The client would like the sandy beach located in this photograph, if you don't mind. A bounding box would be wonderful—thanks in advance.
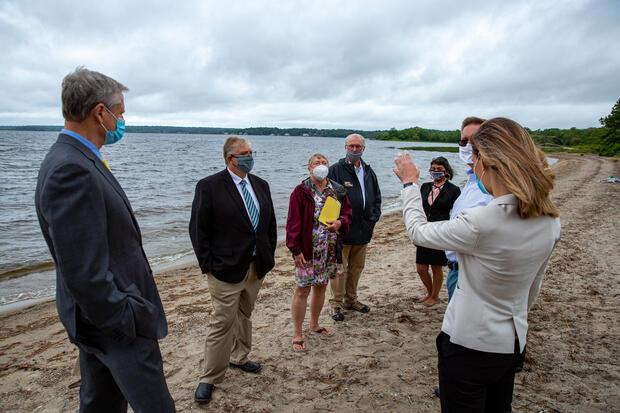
[1,153,618,412]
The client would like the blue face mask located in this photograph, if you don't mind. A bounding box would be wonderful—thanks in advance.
[474,158,489,195]
[102,106,125,145]
[235,155,254,173]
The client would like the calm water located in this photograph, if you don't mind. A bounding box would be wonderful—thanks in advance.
[0,130,468,309]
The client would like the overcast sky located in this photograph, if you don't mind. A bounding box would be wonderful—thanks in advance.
[1,0,619,130]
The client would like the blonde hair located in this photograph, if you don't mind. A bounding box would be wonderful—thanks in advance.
[307,153,328,167]
[471,117,559,219]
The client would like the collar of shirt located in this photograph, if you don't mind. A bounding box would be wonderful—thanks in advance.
[346,158,364,171]
[61,129,103,160]
[227,167,248,185]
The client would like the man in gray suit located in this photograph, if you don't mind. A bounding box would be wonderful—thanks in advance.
[35,67,174,412]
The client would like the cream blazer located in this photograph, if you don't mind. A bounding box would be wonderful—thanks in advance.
[402,185,561,354]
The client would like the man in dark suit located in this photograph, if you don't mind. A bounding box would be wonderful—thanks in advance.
[35,67,174,412]
[189,136,277,404]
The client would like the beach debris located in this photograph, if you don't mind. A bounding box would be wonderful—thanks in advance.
[598,175,620,182]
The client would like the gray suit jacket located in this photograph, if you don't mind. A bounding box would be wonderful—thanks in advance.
[35,133,167,348]
[402,184,561,354]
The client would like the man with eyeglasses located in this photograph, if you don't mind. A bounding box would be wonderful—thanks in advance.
[445,117,493,302]
[35,67,175,412]
[434,116,493,399]
[189,136,277,405]
[327,133,382,321]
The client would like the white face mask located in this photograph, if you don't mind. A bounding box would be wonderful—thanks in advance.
[459,143,473,165]
[312,165,328,180]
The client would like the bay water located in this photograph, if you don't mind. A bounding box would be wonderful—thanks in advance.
[0,130,468,310]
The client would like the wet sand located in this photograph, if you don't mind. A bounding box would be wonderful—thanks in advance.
[1,153,618,412]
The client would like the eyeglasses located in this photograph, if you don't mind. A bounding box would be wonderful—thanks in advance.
[458,138,470,147]
[231,151,256,157]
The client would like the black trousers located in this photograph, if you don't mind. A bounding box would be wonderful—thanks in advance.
[77,335,175,413]
[436,332,519,413]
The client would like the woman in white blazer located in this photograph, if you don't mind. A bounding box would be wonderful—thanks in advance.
[394,117,561,413]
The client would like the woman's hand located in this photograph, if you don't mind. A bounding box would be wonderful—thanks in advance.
[293,253,306,268]
[326,219,342,232]
[393,150,420,185]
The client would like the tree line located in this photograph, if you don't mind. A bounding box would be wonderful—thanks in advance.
[2,98,617,155]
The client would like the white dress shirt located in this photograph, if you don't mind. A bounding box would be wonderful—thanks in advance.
[445,168,494,263]
[402,184,560,353]
[227,168,260,220]
[350,160,366,209]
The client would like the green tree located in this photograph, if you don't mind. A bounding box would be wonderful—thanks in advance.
[597,98,620,156]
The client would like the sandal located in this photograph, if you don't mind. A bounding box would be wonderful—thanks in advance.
[292,340,307,352]
[310,327,334,337]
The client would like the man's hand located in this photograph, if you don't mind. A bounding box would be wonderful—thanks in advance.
[293,253,307,268]
[393,150,420,185]
[326,220,342,233]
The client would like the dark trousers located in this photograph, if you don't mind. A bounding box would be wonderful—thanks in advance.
[78,335,175,413]
[436,332,518,413]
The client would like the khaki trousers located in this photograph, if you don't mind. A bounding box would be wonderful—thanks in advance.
[329,244,368,307]
[201,263,263,384]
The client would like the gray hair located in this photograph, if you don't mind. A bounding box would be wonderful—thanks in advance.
[62,66,128,122]
[223,136,251,161]
[307,153,328,167]
[345,133,365,147]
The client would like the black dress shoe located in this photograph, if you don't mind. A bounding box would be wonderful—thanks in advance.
[194,382,214,404]
[229,360,261,373]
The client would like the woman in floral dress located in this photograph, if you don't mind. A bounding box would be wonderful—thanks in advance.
[286,153,352,351]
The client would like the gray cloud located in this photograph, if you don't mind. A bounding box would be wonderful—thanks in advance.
[0,0,618,129]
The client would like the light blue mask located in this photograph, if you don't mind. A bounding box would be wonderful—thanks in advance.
[474,159,489,195]
[102,107,125,145]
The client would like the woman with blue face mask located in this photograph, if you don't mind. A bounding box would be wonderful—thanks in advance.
[394,117,561,413]
[415,157,460,307]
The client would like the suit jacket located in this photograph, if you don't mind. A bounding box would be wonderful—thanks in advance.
[419,181,460,222]
[402,184,561,354]
[35,133,168,348]
[189,169,277,283]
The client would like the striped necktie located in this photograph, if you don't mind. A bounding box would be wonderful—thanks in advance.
[240,179,259,230]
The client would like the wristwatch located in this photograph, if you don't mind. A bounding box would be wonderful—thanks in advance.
[403,182,413,188]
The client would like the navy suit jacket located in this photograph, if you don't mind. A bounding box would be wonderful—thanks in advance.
[35,133,167,347]
[189,169,277,283]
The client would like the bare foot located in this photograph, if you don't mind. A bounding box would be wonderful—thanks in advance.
[292,335,307,351]
[309,326,334,337]
[423,297,441,307]
[416,295,430,302]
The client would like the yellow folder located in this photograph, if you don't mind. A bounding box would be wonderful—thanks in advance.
[318,196,341,226]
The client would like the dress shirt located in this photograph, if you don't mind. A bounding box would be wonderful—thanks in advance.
[445,168,494,262]
[61,129,103,160]
[350,160,366,209]
[401,184,560,353]
[227,167,260,220]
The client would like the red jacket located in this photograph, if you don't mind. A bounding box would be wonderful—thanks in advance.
[286,178,352,262]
